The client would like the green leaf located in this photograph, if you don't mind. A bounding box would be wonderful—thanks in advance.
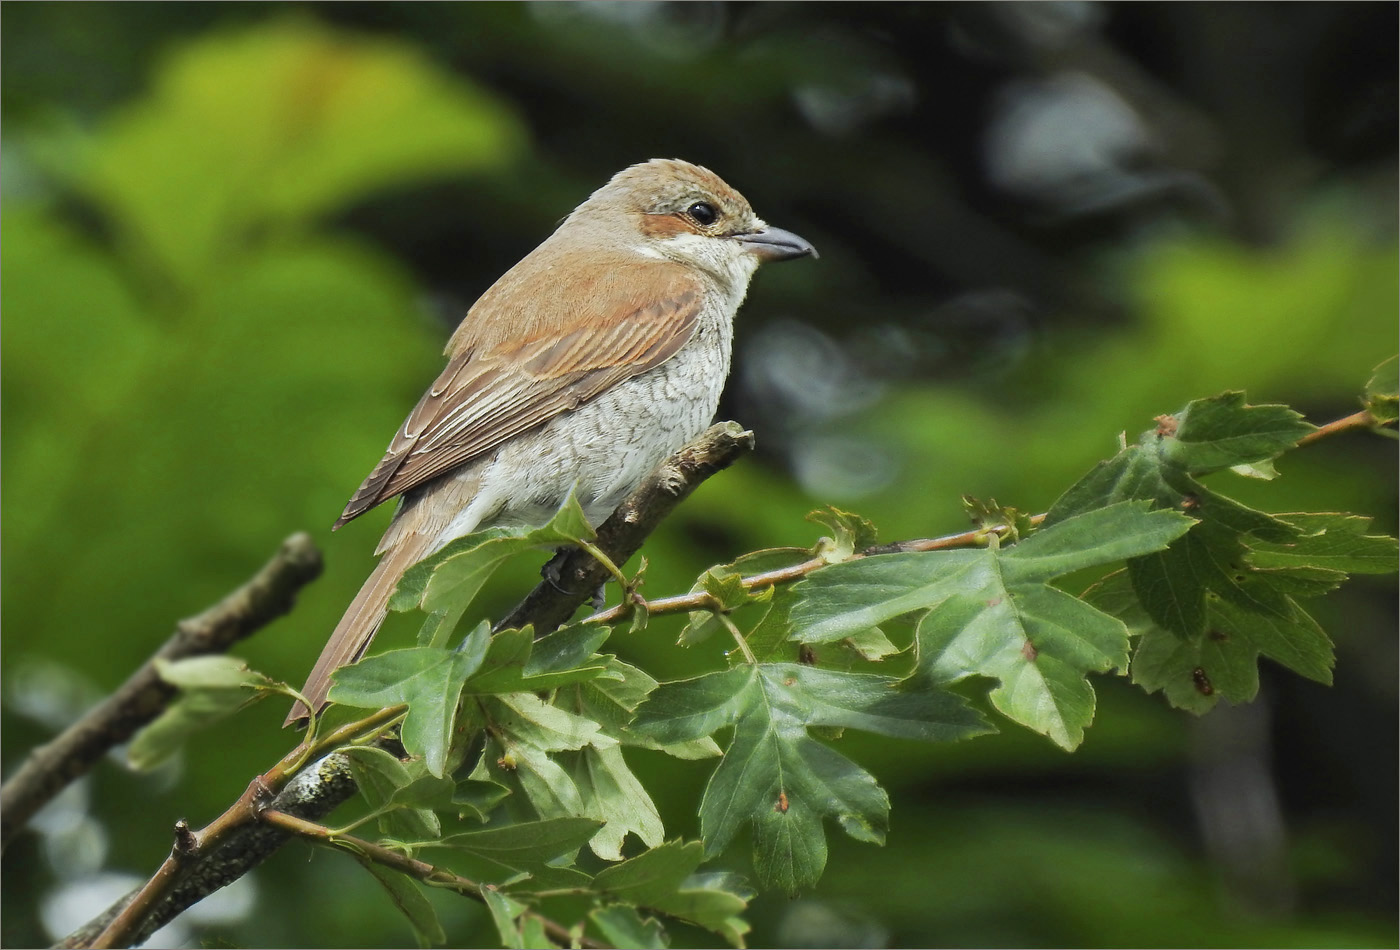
[593,841,750,944]
[328,645,485,776]
[341,747,441,841]
[481,886,528,950]
[354,857,446,949]
[1162,392,1315,472]
[790,503,1191,748]
[1365,355,1399,424]
[153,656,275,691]
[589,906,668,949]
[465,627,610,694]
[1045,394,1316,640]
[807,506,878,562]
[471,690,620,827]
[432,817,601,867]
[564,658,722,761]
[841,627,900,662]
[563,745,664,860]
[1087,570,1335,714]
[631,665,987,892]
[1246,512,1399,575]
[392,494,594,615]
[127,683,260,771]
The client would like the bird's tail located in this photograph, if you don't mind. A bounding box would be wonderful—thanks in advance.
[285,533,431,727]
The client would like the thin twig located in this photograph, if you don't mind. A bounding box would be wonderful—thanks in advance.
[260,810,609,950]
[1297,408,1389,446]
[2,533,323,851]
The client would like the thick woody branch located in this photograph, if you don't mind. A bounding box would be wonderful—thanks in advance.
[2,533,323,851]
[497,421,756,635]
[59,753,359,949]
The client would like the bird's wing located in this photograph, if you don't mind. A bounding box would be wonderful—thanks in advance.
[334,261,705,528]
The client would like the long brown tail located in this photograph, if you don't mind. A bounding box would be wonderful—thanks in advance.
[285,533,431,726]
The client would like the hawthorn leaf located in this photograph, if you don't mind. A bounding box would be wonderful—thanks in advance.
[391,493,594,616]
[1163,391,1314,472]
[328,645,484,776]
[1246,512,1399,575]
[630,664,987,892]
[789,503,1190,748]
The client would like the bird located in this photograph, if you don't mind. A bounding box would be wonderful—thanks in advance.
[287,158,816,724]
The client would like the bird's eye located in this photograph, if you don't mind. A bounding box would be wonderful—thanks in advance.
[686,201,719,226]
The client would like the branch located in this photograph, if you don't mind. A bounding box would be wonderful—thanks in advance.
[59,751,359,949]
[497,421,756,634]
[260,810,608,950]
[1297,408,1394,446]
[2,532,323,851]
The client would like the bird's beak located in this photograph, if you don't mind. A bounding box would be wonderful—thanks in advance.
[734,226,818,262]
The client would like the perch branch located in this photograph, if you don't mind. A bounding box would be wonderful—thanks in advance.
[496,421,756,635]
[2,532,323,851]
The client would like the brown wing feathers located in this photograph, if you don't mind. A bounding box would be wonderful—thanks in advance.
[333,262,702,530]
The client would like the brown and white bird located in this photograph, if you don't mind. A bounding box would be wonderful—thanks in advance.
[288,159,815,723]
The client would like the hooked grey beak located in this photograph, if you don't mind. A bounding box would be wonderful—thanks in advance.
[734,226,818,262]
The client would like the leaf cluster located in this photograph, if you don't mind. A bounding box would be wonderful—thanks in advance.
[131,378,1396,948]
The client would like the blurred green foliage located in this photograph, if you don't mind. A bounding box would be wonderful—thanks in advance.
[2,6,1395,950]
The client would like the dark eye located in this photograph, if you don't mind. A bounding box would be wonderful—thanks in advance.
[686,201,718,226]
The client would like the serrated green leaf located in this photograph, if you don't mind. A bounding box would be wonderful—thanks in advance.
[1164,392,1315,472]
[495,692,615,752]
[564,745,664,860]
[793,503,1191,644]
[789,503,1190,748]
[391,494,594,616]
[564,659,722,761]
[1247,512,1399,575]
[590,906,668,949]
[631,665,987,892]
[1087,570,1335,715]
[328,645,485,776]
[355,857,446,949]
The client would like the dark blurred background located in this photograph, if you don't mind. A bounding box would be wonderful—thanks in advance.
[3,3,1396,947]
